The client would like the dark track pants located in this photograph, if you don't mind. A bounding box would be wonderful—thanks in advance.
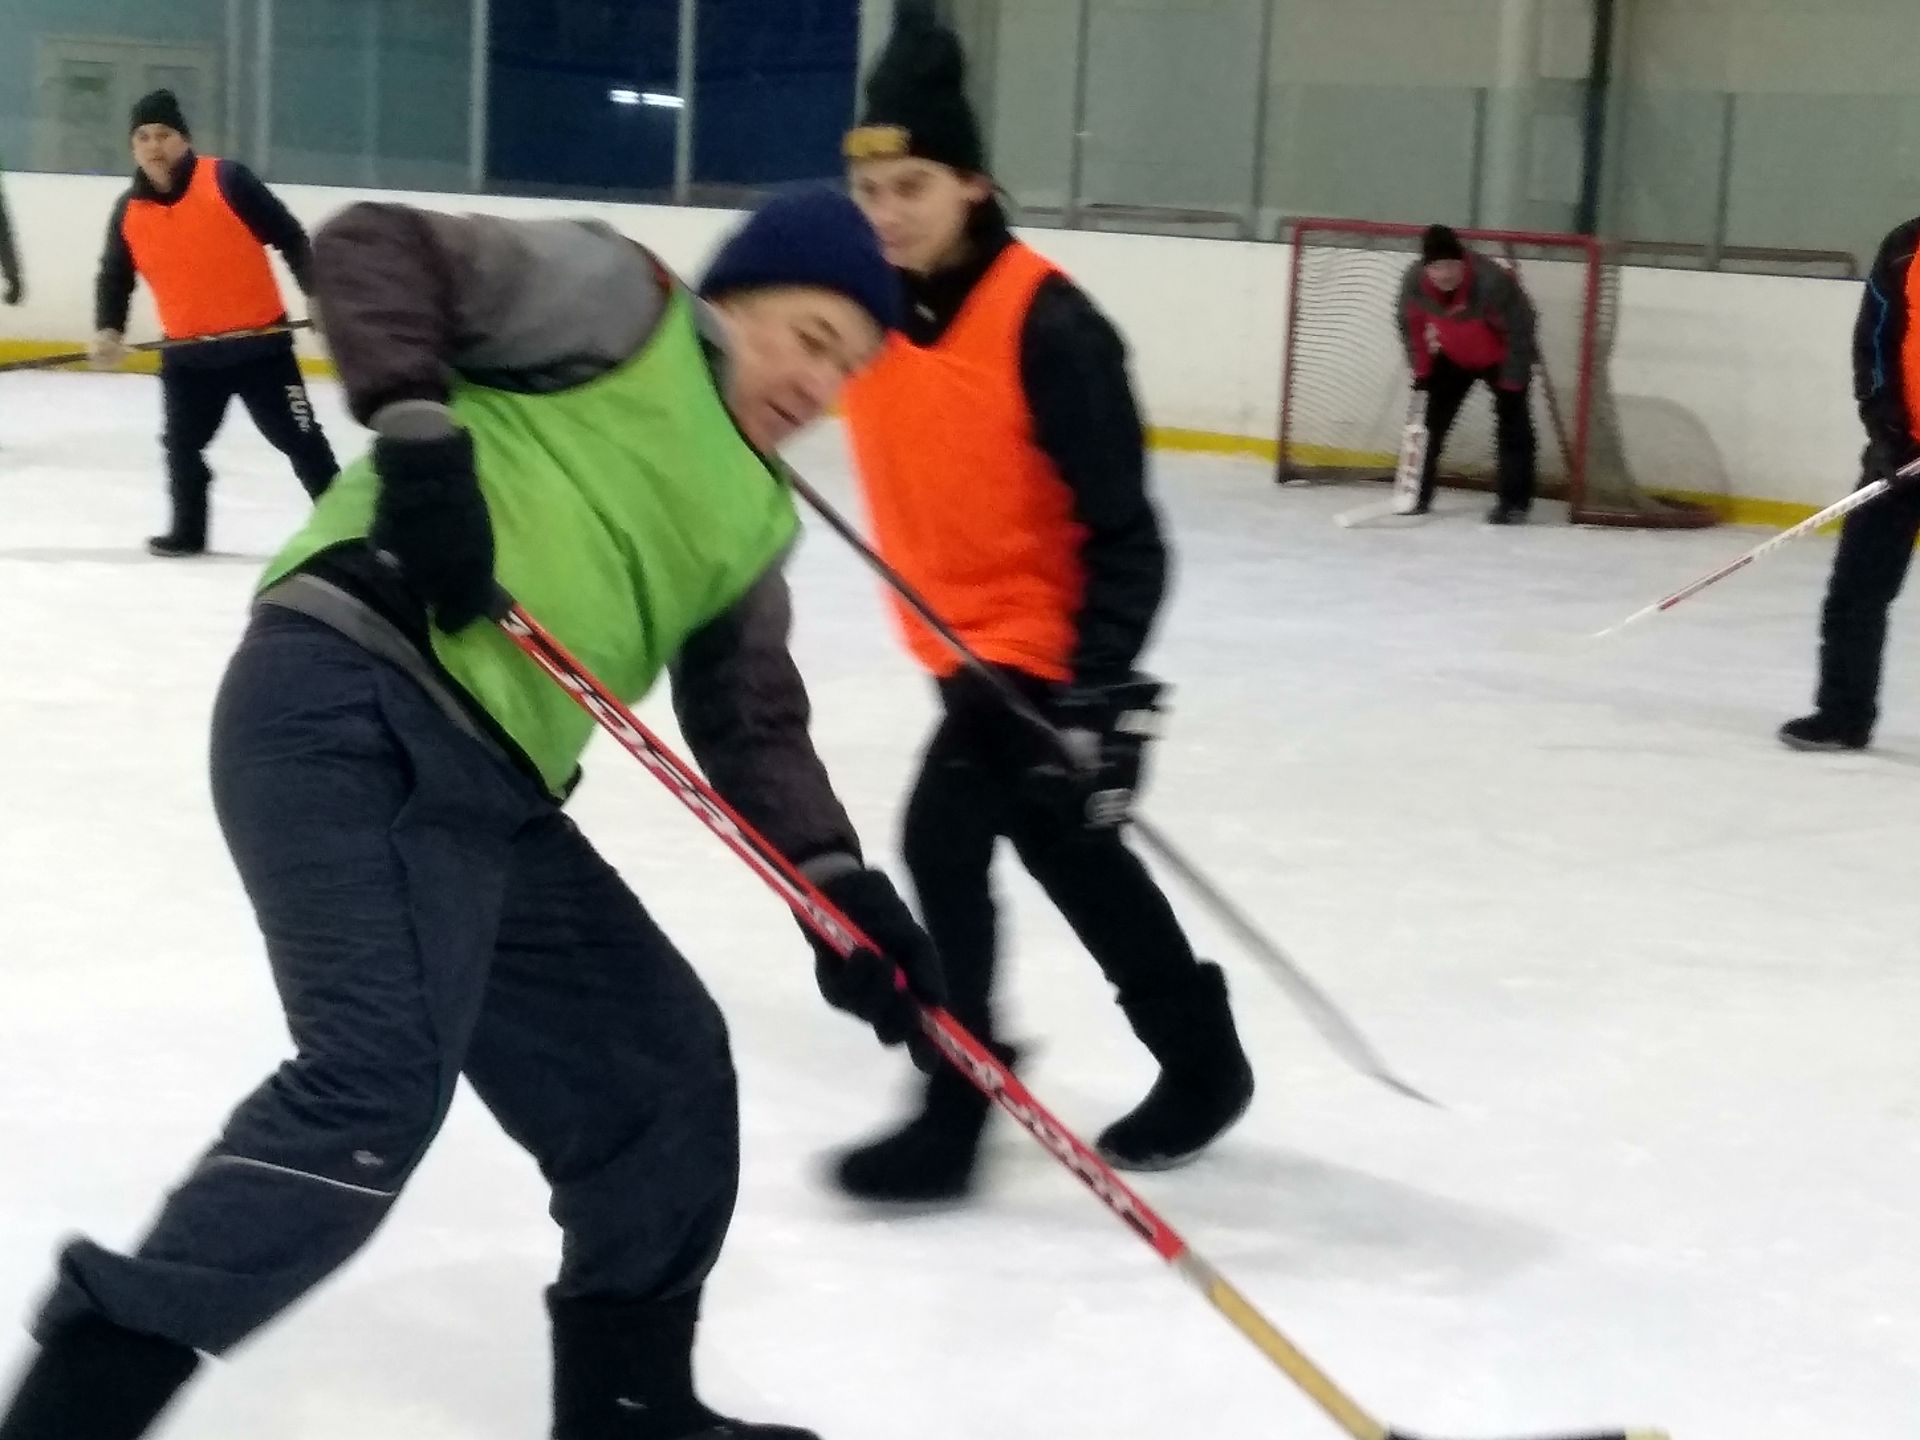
[1419,358,1537,510]
[903,669,1202,1046]
[36,607,738,1356]
[161,349,338,544]
[1814,463,1920,732]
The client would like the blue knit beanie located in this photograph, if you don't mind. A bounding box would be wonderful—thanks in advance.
[699,186,901,333]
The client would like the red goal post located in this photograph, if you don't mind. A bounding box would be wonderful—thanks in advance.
[1276,217,1721,528]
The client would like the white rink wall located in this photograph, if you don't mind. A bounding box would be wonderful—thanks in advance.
[0,170,1865,512]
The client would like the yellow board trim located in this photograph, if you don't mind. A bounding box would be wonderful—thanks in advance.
[1146,424,1838,531]
[0,340,1842,533]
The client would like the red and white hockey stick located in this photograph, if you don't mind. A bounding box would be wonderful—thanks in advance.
[1594,463,1919,638]
[498,598,1663,1440]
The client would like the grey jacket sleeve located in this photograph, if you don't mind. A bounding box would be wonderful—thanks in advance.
[1488,263,1539,389]
[313,202,667,426]
[669,566,863,874]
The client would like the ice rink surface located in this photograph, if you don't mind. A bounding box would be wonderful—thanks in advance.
[2,371,1915,1439]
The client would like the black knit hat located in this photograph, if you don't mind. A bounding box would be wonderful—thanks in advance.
[1421,224,1466,263]
[845,0,986,174]
[130,89,191,140]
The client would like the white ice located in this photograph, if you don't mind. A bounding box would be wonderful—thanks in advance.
[2,370,1916,1440]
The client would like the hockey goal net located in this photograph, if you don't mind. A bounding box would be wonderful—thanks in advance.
[1277,218,1720,528]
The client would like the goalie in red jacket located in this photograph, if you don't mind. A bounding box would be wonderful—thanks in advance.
[1397,225,1540,523]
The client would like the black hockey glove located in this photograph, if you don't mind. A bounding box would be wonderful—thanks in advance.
[1865,435,1920,489]
[370,429,500,634]
[1033,677,1167,831]
[807,868,948,1073]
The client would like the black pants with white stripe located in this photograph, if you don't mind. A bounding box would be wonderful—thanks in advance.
[35,607,739,1356]
[160,347,338,545]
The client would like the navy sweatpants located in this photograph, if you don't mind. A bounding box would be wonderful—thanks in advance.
[1815,460,1920,731]
[37,607,739,1356]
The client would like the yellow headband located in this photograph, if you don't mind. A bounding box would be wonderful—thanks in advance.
[843,124,912,161]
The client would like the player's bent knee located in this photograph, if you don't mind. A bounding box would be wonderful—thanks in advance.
[225,1057,452,1194]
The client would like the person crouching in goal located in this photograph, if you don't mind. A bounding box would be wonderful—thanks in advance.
[1398,224,1540,524]
[830,2,1255,1202]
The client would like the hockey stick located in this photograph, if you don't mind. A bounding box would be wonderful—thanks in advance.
[779,464,1434,1107]
[0,319,314,375]
[1593,463,1917,639]
[496,598,1661,1440]
[1335,390,1430,529]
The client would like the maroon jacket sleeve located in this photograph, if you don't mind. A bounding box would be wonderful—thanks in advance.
[312,201,664,425]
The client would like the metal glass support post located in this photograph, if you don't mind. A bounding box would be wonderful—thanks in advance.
[674,0,698,204]
[469,0,491,192]
[1468,88,1490,228]
[1066,0,1092,227]
[1575,0,1618,236]
[364,0,383,186]
[253,0,274,170]
[1706,91,1736,271]
[225,0,244,155]
[1246,0,1278,239]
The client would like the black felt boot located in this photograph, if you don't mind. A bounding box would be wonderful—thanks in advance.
[1096,963,1254,1171]
[1778,711,1872,751]
[0,1313,199,1440]
[832,1045,1016,1204]
[550,1291,818,1440]
[148,461,210,558]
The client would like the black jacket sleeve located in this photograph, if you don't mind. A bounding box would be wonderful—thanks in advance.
[1854,218,1920,459]
[215,160,314,294]
[1021,275,1167,686]
[0,175,20,293]
[94,195,136,333]
[669,566,863,871]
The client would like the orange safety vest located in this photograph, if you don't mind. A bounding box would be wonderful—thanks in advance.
[121,158,285,341]
[843,242,1086,682]
[1904,252,1920,444]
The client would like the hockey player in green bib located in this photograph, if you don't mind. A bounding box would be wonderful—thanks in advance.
[0,189,945,1440]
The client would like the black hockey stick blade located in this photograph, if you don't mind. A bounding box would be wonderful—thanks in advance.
[1133,815,1441,1109]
